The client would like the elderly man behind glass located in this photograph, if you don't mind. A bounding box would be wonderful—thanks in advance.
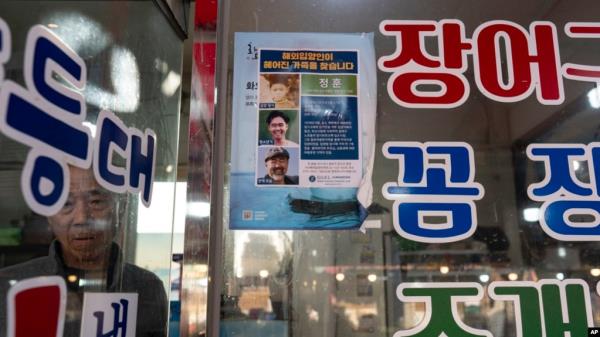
[0,167,167,337]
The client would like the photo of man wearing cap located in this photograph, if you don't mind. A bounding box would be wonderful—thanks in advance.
[258,147,299,185]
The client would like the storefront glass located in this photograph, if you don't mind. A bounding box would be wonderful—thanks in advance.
[211,1,600,337]
[0,1,185,336]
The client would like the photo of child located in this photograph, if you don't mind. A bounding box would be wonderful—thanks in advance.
[259,74,299,109]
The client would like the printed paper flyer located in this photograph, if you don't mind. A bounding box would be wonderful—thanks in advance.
[230,33,376,230]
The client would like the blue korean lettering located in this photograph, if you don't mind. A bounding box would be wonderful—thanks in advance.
[544,200,600,237]
[385,145,424,183]
[31,36,84,115]
[95,111,129,189]
[385,145,481,196]
[591,146,600,192]
[28,155,66,207]
[527,143,600,241]
[129,130,156,206]
[4,89,89,159]
[0,25,91,216]
[397,202,475,240]
[528,146,591,198]
[383,142,484,243]
[428,146,471,182]
[19,149,70,216]
[93,110,157,206]
[1,24,158,215]
[93,299,129,337]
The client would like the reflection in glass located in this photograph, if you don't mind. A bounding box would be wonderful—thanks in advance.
[0,2,184,336]
[216,0,600,336]
[0,167,168,336]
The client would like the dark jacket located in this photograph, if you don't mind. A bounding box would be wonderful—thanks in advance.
[0,241,167,337]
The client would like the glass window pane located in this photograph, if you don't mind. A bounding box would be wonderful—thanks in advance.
[0,2,184,336]
[216,1,600,337]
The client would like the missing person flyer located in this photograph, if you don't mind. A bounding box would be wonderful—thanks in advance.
[230,33,377,230]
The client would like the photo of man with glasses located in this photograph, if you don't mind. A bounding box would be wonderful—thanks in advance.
[257,147,299,185]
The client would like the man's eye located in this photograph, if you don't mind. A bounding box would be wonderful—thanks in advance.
[90,198,108,208]
[60,201,74,213]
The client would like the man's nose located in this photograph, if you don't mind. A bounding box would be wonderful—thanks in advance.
[72,200,91,225]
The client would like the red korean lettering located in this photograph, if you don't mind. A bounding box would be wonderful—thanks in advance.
[379,21,439,68]
[389,72,468,107]
[441,20,472,70]
[7,277,66,337]
[473,21,563,104]
[379,20,471,108]
[563,23,600,81]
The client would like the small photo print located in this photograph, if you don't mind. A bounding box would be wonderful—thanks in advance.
[257,146,299,186]
[258,110,299,147]
[259,73,299,109]
[242,210,253,220]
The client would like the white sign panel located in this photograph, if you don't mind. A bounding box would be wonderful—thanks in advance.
[80,293,138,337]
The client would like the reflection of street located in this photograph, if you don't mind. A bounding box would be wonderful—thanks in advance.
[181,263,208,333]
[332,298,378,333]
[238,286,273,318]
[240,234,282,277]
[227,231,293,320]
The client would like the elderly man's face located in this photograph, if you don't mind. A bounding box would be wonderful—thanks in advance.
[265,155,289,184]
[47,167,115,269]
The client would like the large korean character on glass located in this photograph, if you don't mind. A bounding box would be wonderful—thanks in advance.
[383,142,484,243]
[0,25,92,216]
[563,23,600,84]
[378,20,472,108]
[395,283,493,337]
[527,143,600,240]
[378,19,564,108]
[472,21,564,105]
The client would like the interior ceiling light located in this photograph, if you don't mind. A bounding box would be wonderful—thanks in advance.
[588,86,600,109]
[523,207,540,222]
